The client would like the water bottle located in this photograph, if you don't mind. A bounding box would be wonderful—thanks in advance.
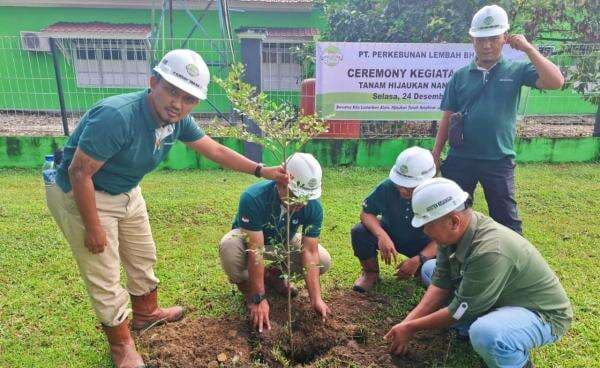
[42,154,56,186]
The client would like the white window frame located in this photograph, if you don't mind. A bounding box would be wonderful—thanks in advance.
[261,41,303,92]
[71,38,150,88]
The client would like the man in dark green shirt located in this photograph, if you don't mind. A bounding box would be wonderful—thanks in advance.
[46,49,287,368]
[219,153,331,333]
[432,4,564,234]
[385,178,572,368]
[351,147,438,292]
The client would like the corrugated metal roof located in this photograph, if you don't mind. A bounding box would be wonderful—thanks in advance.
[265,28,319,37]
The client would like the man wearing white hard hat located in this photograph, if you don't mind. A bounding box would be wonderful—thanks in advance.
[385,178,572,368]
[219,153,332,333]
[351,147,438,292]
[45,49,287,367]
[432,4,564,235]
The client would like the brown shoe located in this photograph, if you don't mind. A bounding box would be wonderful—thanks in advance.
[102,319,145,368]
[264,267,299,297]
[131,287,185,331]
[352,258,380,293]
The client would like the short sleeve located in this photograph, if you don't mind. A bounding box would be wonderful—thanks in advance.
[447,253,513,323]
[237,192,264,231]
[302,200,323,238]
[78,106,129,162]
[440,74,458,112]
[178,115,205,142]
[362,183,386,216]
[520,62,539,88]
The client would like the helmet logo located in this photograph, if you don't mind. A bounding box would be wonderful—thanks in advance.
[186,64,200,77]
[399,164,409,174]
[483,16,494,26]
[307,178,318,189]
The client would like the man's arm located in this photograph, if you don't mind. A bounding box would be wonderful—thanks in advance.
[68,148,106,254]
[385,286,453,356]
[302,236,330,320]
[432,111,453,168]
[508,35,564,90]
[242,229,271,333]
[360,211,397,265]
[186,136,286,181]
[403,284,451,323]
[395,240,438,280]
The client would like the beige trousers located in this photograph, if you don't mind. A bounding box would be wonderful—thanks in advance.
[219,228,331,284]
[46,184,158,327]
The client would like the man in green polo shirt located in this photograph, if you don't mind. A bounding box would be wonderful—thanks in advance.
[432,4,564,234]
[351,147,438,292]
[385,178,572,368]
[45,49,286,368]
[219,153,331,333]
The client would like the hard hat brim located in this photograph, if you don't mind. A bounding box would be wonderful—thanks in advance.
[411,191,469,228]
[469,25,509,38]
[389,166,433,188]
[289,184,321,201]
[153,66,207,100]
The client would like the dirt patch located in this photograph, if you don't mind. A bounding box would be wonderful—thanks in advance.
[137,289,457,367]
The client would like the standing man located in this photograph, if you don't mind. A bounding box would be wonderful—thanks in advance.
[219,153,331,333]
[351,147,438,292]
[385,178,572,368]
[432,5,564,234]
[45,49,286,368]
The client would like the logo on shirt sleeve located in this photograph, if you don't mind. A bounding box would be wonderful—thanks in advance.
[241,215,250,223]
[362,200,368,208]
[452,302,469,319]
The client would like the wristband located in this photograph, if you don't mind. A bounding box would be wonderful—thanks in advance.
[254,163,264,178]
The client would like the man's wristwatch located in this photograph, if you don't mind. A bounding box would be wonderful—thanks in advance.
[254,163,264,178]
[251,293,267,305]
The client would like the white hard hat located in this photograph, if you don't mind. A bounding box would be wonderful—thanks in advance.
[286,153,322,200]
[411,178,469,228]
[469,5,510,38]
[153,49,210,100]
[389,147,436,188]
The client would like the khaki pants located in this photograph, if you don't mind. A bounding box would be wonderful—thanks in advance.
[46,184,158,327]
[219,228,331,284]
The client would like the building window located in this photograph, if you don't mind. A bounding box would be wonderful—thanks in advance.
[261,42,302,92]
[72,39,149,88]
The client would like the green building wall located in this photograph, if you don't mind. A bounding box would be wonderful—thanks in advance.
[2,136,598,170]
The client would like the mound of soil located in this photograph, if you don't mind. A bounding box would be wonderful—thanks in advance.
[137,289,458,367]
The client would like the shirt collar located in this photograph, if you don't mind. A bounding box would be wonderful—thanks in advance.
[453,211,478,263]
[469,56,505,72]
[142,89,164,131]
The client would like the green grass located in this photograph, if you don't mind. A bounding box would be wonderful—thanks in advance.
[0,164,598,368]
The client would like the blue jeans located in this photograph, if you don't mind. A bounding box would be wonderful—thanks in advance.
[441,156,522,234]
[421,260,557,367]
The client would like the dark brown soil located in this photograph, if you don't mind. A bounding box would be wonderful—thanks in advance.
[137,289,458,367]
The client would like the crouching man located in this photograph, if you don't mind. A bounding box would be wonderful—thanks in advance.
[352,147,438,292]
[385,178,572,368]
[219,153,331,333]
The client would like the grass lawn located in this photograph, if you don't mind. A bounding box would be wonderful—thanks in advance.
[0,164,598,367]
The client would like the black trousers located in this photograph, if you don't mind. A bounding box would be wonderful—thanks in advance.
[441,155,522,234]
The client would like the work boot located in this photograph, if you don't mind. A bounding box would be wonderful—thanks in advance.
[102,319,145,368]
[264,267,298,297]
[131,287,185,331]
[352,257,380,293]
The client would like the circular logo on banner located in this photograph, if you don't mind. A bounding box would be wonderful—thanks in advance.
[321,45,343,67]
[186,63,200,77]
